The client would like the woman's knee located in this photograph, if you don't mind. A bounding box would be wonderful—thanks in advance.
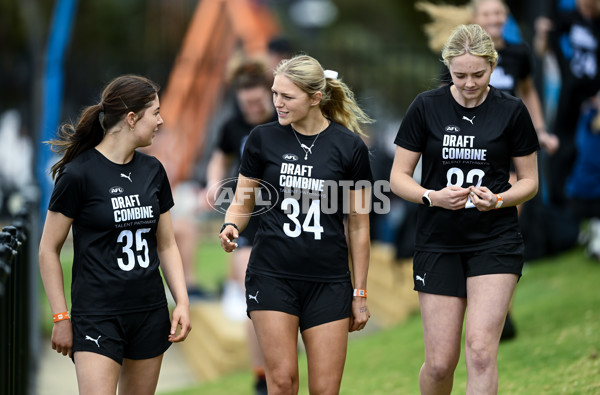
[266,367,299,395]
[308,374,343,395]
[422,357,459,382]
[465,336,497,373]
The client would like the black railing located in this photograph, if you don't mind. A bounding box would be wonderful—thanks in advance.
[0,206,33,395]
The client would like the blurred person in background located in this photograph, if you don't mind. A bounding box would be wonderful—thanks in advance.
[39,74,191,394]
[566,92,600,261]
[0,109,34,221]
[390,24,538,394]
[266,35,294,76]
[203,58,277,394]
[171,179,210,300]
[534,0,600,206]
[219,54,372,395]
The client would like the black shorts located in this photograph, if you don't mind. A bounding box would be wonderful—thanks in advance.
[245,272,352,332]
[413,242,524,298]
[71,305,172,365]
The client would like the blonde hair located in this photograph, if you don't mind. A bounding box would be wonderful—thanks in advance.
[274,54,373,135]
[415,1,471,52]
[442,24,498,67]
[416,0,508,53]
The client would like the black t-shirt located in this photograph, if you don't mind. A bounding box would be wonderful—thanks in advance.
[550,10,600,134]
[217,112,279,162]
[240,120,373,281]
[440,43,533,97]
[49,149,174,315]
[394,85,539,252]
[489,43,532,96]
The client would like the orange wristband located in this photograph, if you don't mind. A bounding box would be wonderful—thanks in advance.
[53,311,70,323]
[353,289,367,297]
[494,194,503,209]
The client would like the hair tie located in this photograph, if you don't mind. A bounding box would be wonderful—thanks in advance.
[324,69,338,80]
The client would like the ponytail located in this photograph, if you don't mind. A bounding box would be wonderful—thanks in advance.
[47,74,159,179]
[321,78,373,136]
[274,55,374,136]
[48,104,104,179]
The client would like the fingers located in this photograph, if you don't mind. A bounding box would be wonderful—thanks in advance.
[468,188,496,211]
[219,232,238,253]
[349,303,371,332]
[168,319,192,343]
[349,315,370,332]
[52,342,72,357]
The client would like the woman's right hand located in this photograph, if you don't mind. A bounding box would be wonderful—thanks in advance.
[431,186,470,210]
[51,320,73,358]
[219,225,239,253]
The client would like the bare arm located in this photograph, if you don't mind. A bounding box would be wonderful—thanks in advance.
[200,148,233,209]
[533,17,553,56]
[390,146,469,210]
[517,76,559,154]
[470,151,538,210]
[219,174,259,252]
[156,211,191,342]
[38,210,74,357]
[347,187,371,332]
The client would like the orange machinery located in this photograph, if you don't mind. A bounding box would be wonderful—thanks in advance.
[146,0,279,185]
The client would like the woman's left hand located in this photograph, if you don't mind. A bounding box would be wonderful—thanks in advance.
[168,304,192,342]
[468,186,498,211]
[349,297,371,332]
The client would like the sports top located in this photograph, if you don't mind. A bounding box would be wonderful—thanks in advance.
[49,149,173,315]
[550,10,600,135]
[240,120,372,281]
[394,84,539,252]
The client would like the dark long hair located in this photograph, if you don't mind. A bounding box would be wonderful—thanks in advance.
[47,74,159,179]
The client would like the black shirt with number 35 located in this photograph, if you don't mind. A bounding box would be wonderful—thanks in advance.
[395,84,539,252]
[49,149,174,315]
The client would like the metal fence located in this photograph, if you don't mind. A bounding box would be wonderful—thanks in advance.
[0,204,35,395]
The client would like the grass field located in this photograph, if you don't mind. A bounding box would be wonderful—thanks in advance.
[159,246,599,395]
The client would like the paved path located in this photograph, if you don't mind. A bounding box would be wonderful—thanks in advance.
[35,339,200,394]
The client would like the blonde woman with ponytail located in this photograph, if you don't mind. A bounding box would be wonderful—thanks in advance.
[219,54,373,394]
[39,74,191,394]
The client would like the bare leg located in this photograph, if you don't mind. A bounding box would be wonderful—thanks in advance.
[418,293,467,395]
[118,355,164,394]
[74,351,120,395]
[232,247,266,390]
[301,318,350,395]
[250,310,300,395]
[464,274,518,395]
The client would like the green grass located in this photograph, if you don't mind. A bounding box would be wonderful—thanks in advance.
[160,247,600,395]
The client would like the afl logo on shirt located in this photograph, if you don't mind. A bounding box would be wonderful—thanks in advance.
[109,186,124,195]
[445,125,461,134]
[282,153,299,162]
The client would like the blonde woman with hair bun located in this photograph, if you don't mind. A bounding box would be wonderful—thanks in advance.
[390,24,539,394]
